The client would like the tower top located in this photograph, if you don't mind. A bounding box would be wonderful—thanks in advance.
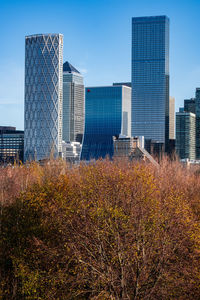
[63,61,80,74]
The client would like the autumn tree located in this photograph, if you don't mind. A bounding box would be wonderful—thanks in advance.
[0,159,199,299]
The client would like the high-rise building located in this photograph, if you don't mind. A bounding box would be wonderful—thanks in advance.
[176,112,196,160]
[24,34,63,161]
[195,88,200,159]
[0,127,24,164]
[184,98,196,114]
[81,85,131,161]
[62,61,84,143]
[131,16,169,150]
[169,97,175,139]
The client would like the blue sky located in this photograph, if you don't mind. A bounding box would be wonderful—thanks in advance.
[1,0,200,129]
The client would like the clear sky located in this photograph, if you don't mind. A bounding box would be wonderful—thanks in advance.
[0,0,200,130]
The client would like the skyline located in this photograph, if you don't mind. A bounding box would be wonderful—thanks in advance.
[1,0,200,130]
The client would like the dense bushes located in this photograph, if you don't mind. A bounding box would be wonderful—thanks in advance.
[0,159,200,299]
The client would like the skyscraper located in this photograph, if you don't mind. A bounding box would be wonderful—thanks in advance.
[131,16,169,150]
[81,85,131,161]
[176,112,196,160]
[195,88,200,159]
[169,97,175,140]
[24,34,63,161]
[62,61,84,143]
[184,98,196,114]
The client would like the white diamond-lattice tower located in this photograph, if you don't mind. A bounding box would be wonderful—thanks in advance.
[24,34,63,161]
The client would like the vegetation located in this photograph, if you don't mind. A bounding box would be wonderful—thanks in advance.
[0,159,200,299]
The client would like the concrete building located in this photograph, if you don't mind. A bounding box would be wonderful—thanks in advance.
[113,135,159,167]
[176,112,196,160]
[0,127,24,164]
[131,16,169,150]
[24,34,63,161]
[81,85,131,161]
[62,61,84,144]
[62,141,81,163]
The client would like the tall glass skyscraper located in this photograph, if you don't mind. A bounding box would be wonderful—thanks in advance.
[131,16,169,149]
[24,34,63,161]
[62,61,84,143]
[81,85,131,161]
[195,88,200,159]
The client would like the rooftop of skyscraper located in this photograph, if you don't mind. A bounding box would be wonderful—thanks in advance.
[63,61,80,74]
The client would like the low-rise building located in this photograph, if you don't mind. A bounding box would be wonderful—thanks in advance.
[62,141,81,163]
[113,135,159,167]
[0,126,24,164]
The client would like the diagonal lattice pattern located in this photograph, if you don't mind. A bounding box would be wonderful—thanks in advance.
[24,34,63,161]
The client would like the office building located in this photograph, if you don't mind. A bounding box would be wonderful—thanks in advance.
[0,127,24,164]
[81,85,131,161]
[184,98,195,114]
[24,33,63,161]
[131,16,169,150]
[179,107,184,113]
[169,97,175,140]
[62,141,81,163]
[176,112,196,160]
[113,136,140,158]
[113,136,159,167]
[62,61,84,143]
[196,88,200,159]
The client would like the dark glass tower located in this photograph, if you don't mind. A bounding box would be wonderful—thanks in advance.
[81,85,131,161]
[131,16,169,150]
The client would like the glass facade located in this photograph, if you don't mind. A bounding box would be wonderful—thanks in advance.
[24,34,63,161]
[195,88,200,159]
[81,86,131,161]
[169,97,175,140]
[184,98,196,114]
[131,16,169,148]
[176,112,196,160]
[0,127,24,164]
[63,62,84,143]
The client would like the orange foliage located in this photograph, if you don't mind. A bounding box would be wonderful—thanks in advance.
[0,159,200,299]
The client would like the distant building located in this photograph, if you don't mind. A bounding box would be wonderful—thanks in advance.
[184,98,195,114]
[145,139,165,161]
[131,16,169,151]
[176,112,196,160]
[0,127,24,164]
[169,97,175,140]
[63,61,84,144]
[113,136,159,167]
[195,88,200,159]
[81,85,131,161]
[62,141,81,163]
[24,33,63,161]
[113,136,140,157]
